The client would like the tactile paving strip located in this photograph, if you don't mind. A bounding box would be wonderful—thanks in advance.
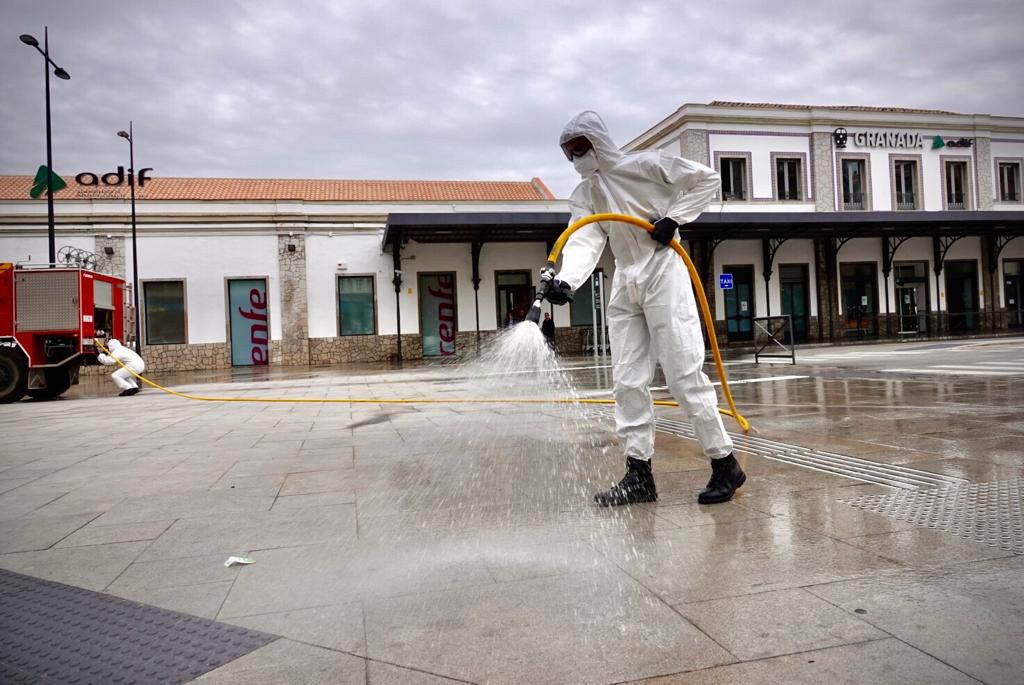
[0,568,277,684]
[843,479,1024,554]
[591,407,968,490]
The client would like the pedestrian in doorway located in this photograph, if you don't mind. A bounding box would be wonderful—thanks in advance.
[97,339,145,396]
[540,111,745,507]
[541,312,556,350]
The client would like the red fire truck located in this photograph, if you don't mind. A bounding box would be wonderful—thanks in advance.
[0,263,126,403]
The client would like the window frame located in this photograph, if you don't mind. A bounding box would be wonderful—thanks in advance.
[336,273,378,337]
[141,278,188,345]
[713,151,753,202]
[940,155,974,211]
[889,154,922,211]
[994,157,1023,204]
[770,153,806,202]
[836,153,872,211]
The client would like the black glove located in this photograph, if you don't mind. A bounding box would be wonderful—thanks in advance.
[650,216,680,246]
[539,266,573,305]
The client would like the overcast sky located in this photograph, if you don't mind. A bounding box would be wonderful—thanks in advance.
[2,0,1022,198]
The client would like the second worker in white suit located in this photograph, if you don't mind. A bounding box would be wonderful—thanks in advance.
[541,111,745,506]
[97,338,145,396]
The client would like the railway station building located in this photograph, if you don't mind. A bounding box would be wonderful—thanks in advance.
[1,101,1022,371]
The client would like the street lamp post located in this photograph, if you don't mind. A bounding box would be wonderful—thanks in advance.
[117,123,142,357]
[19,28,70,267]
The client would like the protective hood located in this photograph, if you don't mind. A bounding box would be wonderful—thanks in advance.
[108,339,122,351]
[560,111,623,174]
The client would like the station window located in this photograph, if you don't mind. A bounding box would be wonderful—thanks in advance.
[720,158,747,201]
[570,270,605,327]
[998,161,1021,202]
[944,160,969,210]
[775,158,802,201]
[143,280,186,344]
[893,160,919,210]
[338,275,376,336]
[841,158,867,210]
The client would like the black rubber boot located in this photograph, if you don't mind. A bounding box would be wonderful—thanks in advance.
[118,388,134,397]
[594,457,658,507]
[697,454,746,504]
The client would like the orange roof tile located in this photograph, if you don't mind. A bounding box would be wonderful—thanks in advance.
[706,101,960,115]
[0,175,553,202]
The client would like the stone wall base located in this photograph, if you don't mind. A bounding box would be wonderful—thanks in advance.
[139,342,231,372]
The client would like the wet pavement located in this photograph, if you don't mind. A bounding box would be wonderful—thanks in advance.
[1,335,1022,684]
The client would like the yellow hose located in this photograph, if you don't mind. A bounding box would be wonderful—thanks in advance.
[546,213,749,432]
[93,212,750,434]
[94,340,677,408]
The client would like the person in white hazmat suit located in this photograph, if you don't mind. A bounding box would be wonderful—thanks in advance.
[542,111,745,506]
[97,339,145,396]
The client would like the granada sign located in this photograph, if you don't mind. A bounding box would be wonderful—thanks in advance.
[851,131,924,149]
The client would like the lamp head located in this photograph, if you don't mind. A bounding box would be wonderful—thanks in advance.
[54,67,70,80]
[19,34,39,47]
[117,131,130,140]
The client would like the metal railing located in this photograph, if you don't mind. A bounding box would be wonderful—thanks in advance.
[843,192,864,210]
[895,192,917,210]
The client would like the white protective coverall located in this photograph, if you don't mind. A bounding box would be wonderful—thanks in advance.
[556,111,733,461]
[97,339,145,391]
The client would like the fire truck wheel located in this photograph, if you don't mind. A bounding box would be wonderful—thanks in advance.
[26,367,74,401]
[0,348,28,404]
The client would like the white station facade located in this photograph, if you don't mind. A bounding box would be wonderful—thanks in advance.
[1,101,1022,371]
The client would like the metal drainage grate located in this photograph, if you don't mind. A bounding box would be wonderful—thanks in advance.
[591,408,968,490]
[0,568,277,684]
[842,479,1024,554]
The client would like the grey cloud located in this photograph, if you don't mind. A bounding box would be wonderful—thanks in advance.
[1,0,1021,199]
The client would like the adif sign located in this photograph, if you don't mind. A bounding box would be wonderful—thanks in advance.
[852,131,924,149]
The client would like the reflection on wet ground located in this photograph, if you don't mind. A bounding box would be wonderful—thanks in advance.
[3,335,1023,684]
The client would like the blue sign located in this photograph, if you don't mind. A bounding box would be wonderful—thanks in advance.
[719,274,734,290]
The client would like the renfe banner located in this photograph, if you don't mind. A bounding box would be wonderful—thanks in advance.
[228,278,269,366]
[419,273,456,357]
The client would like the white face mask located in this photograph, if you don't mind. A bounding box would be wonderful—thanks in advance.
[572,149,599,177]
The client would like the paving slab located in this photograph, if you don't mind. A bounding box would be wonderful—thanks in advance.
[138,503,357,561]
[674,587,886,660]
[363,569,734,685]
[0,513,98,553]
[808,556,1024,685]
[224,602,366,655]
[631,638,980,684]
[192,638,366,684]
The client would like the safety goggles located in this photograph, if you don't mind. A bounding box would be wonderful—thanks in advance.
[560,135,594,161]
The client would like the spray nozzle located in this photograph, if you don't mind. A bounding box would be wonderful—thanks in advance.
[526,261,558,325]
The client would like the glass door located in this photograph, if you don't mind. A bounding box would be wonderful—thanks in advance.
[495,271,532,328]
[1005,260,1023,328]
[228,278,269,366]
[779,264,809,343]
[895,261,929,335]
[840,263,878,338]
[723,265,755,342]
[419,272,457,357]
[944,260,978,332]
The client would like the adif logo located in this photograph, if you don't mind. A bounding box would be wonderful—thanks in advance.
[29,165,67,198]
[833,128,848,149]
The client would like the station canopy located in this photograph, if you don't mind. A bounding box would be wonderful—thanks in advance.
[384,210,1024,247]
